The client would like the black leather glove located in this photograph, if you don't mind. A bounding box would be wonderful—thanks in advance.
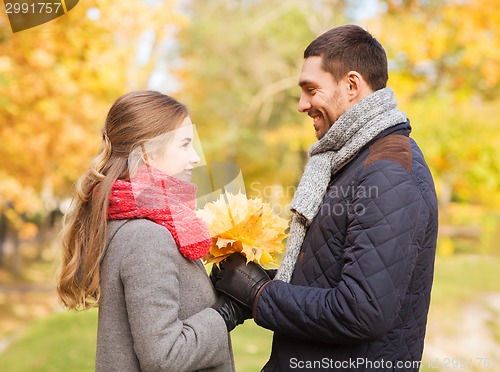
[211,262,277,281]
[212,295,251,332]
[209,263,220,287]
[211,252,271,309]
[266,269,278,280]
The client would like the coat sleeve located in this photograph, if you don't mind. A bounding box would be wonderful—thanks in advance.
[255,160,427,344]
[119,225,229,372]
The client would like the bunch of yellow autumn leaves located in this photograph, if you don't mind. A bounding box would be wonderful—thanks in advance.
[196,192,288,267]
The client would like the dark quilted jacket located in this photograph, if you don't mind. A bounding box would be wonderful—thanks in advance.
[255,122,438,371]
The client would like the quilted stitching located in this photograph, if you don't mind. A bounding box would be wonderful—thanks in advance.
[256,132,438,371]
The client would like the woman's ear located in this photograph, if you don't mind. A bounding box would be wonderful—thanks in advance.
[140,144,152,165]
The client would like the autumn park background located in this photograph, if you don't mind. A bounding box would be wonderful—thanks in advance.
[0,0,499,371]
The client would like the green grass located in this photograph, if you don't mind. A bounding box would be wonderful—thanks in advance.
[432,255,500,303]
[0,310,272,372]
[1,255,499,371]
[0,309,98,372]
[231,320,273,371]
[429,254,500,325]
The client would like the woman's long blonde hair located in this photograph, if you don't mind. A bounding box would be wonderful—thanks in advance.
[57,91,188,310]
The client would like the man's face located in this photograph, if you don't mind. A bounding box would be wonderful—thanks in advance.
[298,56,349,139]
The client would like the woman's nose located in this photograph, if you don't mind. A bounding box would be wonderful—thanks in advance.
[190,147,201,164]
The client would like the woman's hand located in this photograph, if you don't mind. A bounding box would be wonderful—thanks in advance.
[210,253,271,309]
[212,295,251,331]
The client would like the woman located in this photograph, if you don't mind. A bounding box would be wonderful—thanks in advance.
[57,91,248,371]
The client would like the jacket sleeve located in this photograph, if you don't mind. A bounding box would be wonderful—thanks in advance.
[255,160,427,344]
[119,225,229,372]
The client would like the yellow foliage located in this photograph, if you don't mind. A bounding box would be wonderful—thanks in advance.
[438,237,455,257]
[196,192,289,267]
[369,0,499,96]
[0,173,42,217]
[19,222,39,240]
[0,0,187,230]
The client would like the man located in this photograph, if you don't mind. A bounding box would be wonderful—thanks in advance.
[212,24,438,371]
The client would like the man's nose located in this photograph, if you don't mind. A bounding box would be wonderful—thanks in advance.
[298,93,311,113]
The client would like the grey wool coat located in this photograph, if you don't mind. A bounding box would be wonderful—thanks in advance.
[96,219,235,372]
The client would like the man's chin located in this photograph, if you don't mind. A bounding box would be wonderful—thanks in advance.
[314,123,325,139]
[315,126,331,140]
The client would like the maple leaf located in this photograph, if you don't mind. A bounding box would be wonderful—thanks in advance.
[196,192,288,267]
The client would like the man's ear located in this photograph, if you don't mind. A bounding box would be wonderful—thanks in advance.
[345,71,372,102]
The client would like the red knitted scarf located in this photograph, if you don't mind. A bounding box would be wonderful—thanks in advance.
[107,165,210,260]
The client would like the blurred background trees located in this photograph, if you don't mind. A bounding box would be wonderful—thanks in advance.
[178,0,500,256]
[370,0,500,255]
[0,0,186,273]
[0,0,499,273]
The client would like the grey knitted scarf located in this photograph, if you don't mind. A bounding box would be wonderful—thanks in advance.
[275,87,406,282]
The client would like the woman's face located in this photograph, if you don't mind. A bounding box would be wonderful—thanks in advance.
[151,116,201,181]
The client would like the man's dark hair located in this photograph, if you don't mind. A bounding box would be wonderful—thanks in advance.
[304,24,388,91]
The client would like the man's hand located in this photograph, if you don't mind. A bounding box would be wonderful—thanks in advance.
[265,269,278,280]
[211,253,271,309]
[212,295,251,332]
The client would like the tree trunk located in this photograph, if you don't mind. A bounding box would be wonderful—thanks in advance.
[36,213,49,261]
[0,214,6,268]
[11,230,22,278]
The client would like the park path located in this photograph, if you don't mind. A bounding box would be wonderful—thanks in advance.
[0,283,54,293]
[0,282,58,354]
[423,293,500,370]
[1,284,500,370]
